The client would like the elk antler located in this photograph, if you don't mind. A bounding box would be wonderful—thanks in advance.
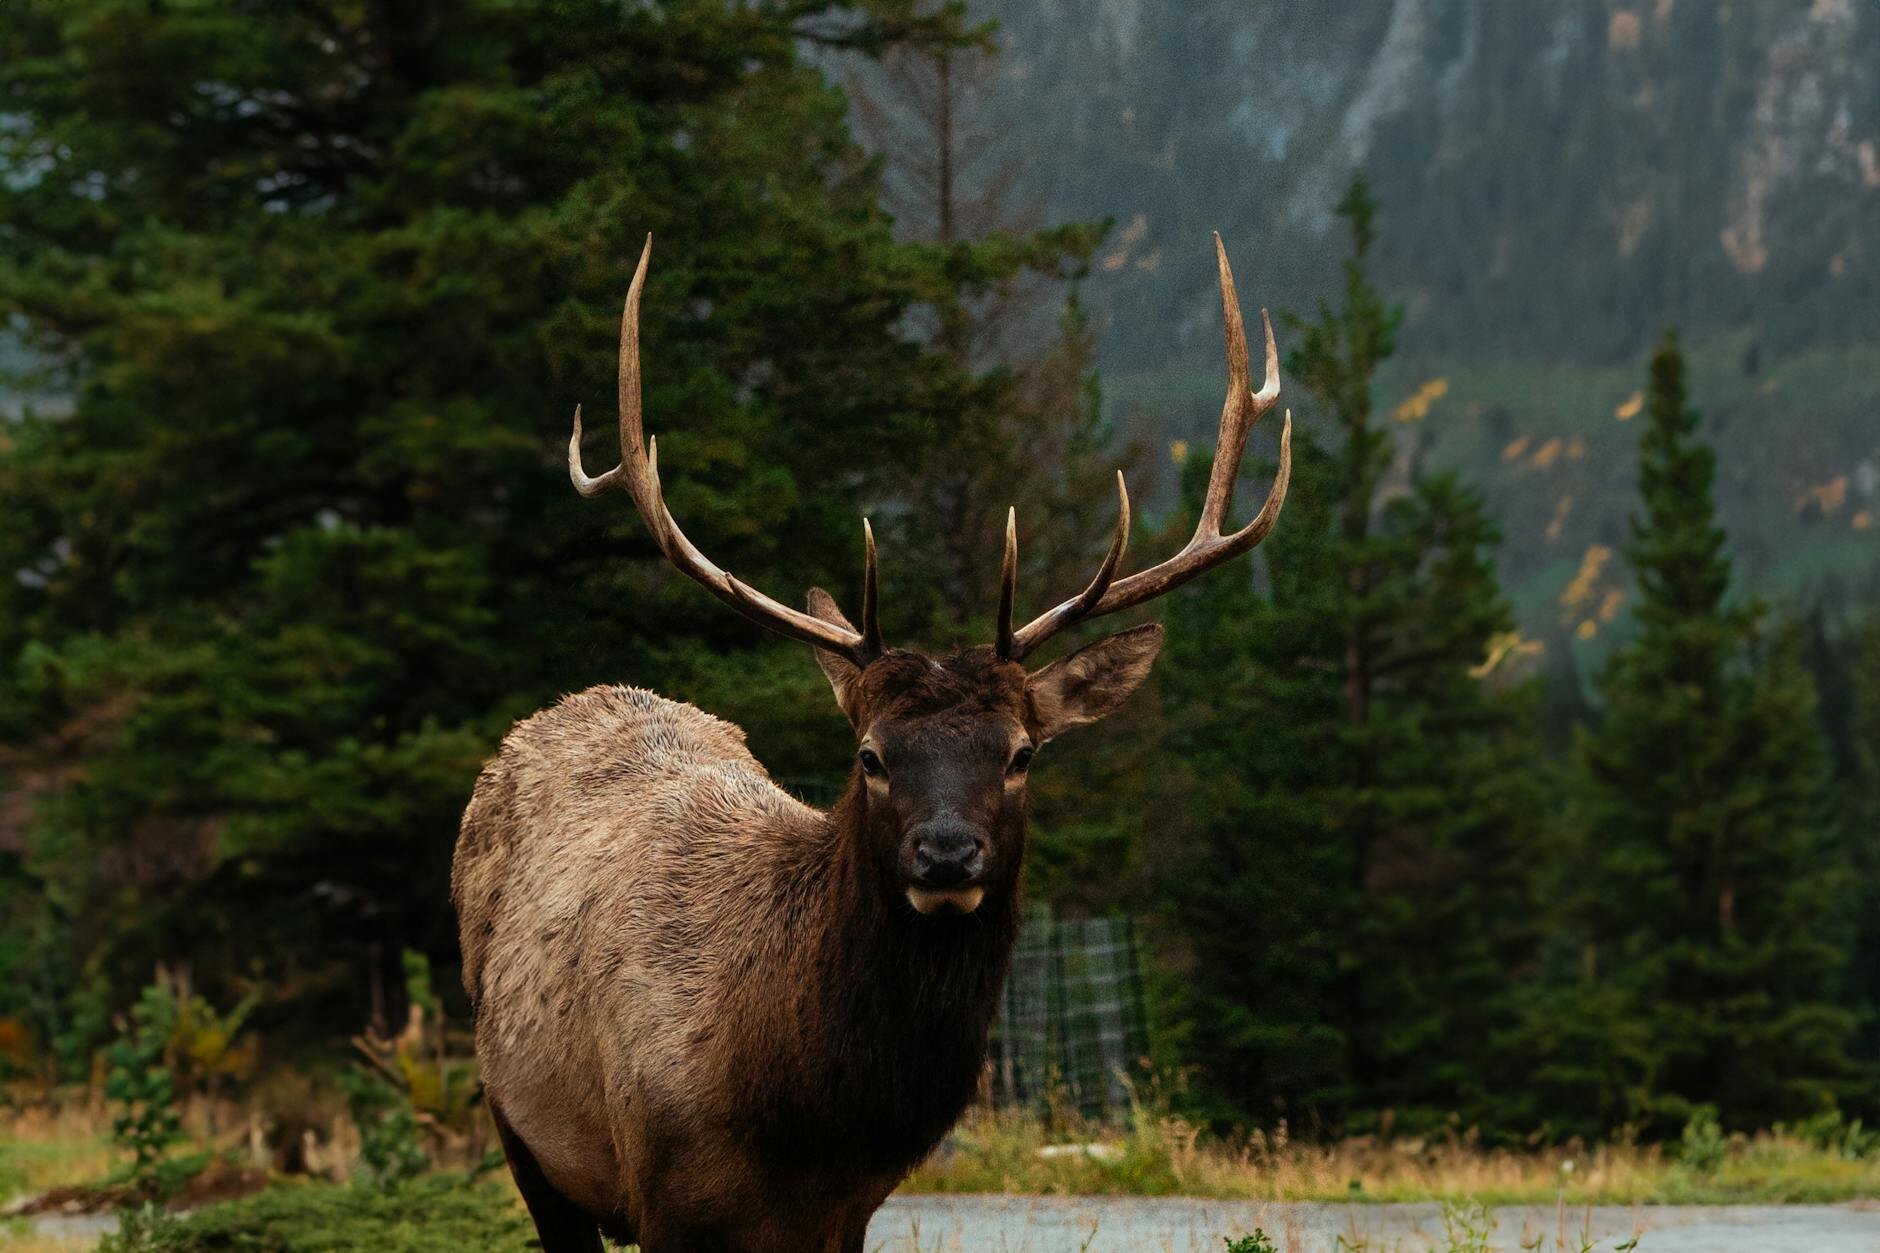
[997,234,1292,662]
[570,235,882,667]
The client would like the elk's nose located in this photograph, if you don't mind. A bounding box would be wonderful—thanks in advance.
[911,819,985,888]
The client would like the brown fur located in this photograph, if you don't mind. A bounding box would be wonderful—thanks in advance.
[453,632,1160,1252]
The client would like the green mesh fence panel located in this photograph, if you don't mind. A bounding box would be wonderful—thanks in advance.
[989,903,1148,1122]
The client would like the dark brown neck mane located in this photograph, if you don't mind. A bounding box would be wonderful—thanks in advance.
[751,780,1023,1172]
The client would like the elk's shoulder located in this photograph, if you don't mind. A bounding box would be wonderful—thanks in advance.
[475,685,814,836]
[506,685,754,768]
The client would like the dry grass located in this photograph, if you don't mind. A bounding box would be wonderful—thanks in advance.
[6,1092,1879,1253]
[0,1104,117,1203]
[0,1231,96,1253]
[0,1079,461,1208]
[903,1105,1880,1205]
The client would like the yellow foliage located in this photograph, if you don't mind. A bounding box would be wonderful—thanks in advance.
[1392,377,1449,423]
[149,965,262,1096]
[1615,390,1643,420]
[1609,10,1642,50]
[1501,436,1531,463]
[353,1001,482,1144]
[1796,475,1849,515]
[0,1017,38,1073]
[1560,545,1614,616]
[1470,631,1544,679]
[1545,495,1574,541]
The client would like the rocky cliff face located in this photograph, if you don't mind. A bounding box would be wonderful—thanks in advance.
[985,0,1879,365]
[963,0,1880,637]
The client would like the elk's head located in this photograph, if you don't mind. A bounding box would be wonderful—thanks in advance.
[803,615,1164,916]
[569,235,1290,919]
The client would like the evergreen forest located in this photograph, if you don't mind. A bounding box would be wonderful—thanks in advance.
[3,0,1878,1169]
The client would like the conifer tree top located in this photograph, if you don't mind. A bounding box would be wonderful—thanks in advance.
[1628,331,1733,637]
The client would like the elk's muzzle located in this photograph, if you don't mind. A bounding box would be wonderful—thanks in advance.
[904,817,987,915]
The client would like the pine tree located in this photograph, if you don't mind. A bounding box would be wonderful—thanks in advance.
[841,25,1121,638]
[1844,616,1880,1075]
[0,0,1045,1053]
[840,20,1144,899]
[1154,179,1546,1132]
[1553,333,1853,1133]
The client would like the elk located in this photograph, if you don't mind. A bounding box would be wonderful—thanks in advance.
[452,234,1290,1253]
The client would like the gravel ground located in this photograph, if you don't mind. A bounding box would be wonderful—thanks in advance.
[867,1195,1880,1252]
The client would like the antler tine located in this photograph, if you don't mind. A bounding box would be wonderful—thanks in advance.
[995,508,1018,660]
[861,518,882,656]
[1197,233,1281,537]
[1006,472,1130,660]
[568,234,878,665]
[568,404,614,497]
[1003,235,1291,660]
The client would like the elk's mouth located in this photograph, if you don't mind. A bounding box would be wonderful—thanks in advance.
[905,885,986,916]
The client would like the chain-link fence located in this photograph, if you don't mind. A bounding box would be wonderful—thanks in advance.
[988,904,1148,1122]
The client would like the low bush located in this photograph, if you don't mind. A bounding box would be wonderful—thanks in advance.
[105,983,184,1195]
[98,1173,531,1252]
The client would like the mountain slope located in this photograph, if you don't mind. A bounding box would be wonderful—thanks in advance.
[969,0,1880,647]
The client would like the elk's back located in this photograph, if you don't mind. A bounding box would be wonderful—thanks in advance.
[451,685,817,1215]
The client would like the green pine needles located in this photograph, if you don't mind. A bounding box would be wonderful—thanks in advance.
[1,0,1875,1155]
[105,982,184,1198]
[1547,332,1853,1134]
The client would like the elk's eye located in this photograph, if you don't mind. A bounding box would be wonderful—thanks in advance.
[858,747,886,777]
[1009,745,1035,775]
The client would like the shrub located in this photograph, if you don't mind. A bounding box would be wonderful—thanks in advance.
[339,1070,428,1187]
[105,982,184,1195]
[348,949,481,1165]
[156,967,262,1104]
[1794,1109,1879,1160]
[99,1173,532,1252]
[1677,1106,1727,1174]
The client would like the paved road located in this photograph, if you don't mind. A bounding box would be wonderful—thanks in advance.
[24,1197,1880,1250]
[867,1195,1880,1252]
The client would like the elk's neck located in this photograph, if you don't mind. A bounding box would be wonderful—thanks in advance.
[763,782,1022,1164]
[814,780,1023,1021]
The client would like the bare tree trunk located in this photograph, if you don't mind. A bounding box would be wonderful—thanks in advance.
[936,50,954,247]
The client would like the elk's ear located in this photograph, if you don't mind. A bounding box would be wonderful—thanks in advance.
[806,587,865,725]
[1025,623,1164,743]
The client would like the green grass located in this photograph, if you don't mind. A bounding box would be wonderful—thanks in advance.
[0,1114,115,1205]
[8,1102,1880,1252]
[902,1106,1880,1206]
[91,1175,532,1253]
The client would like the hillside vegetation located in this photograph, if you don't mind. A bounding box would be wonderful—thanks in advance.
[968,0,1880,638]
